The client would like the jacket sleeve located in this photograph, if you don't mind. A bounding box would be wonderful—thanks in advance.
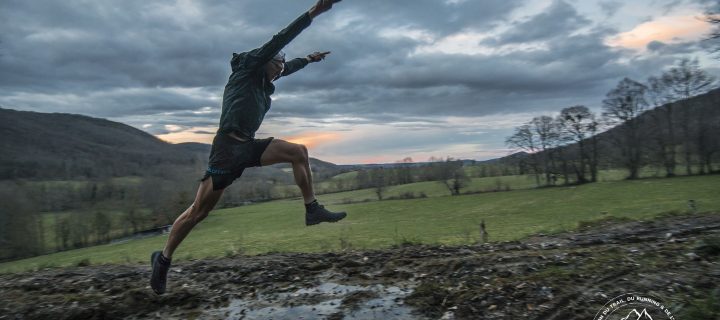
[279,58,310,78]
[240,12,312,71]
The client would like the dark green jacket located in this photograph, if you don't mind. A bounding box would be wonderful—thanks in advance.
[218,12,312,138]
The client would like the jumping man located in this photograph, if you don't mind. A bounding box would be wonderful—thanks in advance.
[150,0,346,295]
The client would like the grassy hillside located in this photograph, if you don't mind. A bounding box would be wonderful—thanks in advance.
[1,174,718,273]
[0,108,211,180]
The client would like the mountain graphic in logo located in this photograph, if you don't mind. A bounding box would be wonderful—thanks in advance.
[620,308,654,320]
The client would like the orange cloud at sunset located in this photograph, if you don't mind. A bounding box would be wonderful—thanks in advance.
[607,15,710,50]
[156,126,215,144]
[284,131,342,149]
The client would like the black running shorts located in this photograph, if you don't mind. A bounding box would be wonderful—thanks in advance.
[200,134,274,191]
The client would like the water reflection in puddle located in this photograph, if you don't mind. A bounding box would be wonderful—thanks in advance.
[207,282,423,319]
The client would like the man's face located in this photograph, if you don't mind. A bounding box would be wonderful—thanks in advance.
[264,58,285,82]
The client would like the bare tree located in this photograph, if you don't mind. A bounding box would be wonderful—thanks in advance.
[602,78,649,179]
[661,58,716,175]
[124,207,141,234]
[0,183,43,260]
[646,76,678,176]
[430,157,468,195]
[531,116,560,185]
[370,168,387,200]
[440,158,470,195]
[93,211,112,244]
[557,106,597,183]
[705,12,720,55]
[505,124,542,186]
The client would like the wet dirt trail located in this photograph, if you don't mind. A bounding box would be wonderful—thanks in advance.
[1,213,719,319]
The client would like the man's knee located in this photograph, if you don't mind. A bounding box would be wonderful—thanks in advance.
[189,204,210,224]
[292,144,309,163]
[191,209,210,224]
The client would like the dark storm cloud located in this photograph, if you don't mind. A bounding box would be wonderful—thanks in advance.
[483,0,592,45]
[0,0,714,134]
[647,40,703,55]
[598,0,623,17]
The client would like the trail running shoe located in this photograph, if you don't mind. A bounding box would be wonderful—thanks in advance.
[306,202,347,226]
[150,250,171,295]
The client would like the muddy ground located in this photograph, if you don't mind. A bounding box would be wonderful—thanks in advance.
[1,212,719,320]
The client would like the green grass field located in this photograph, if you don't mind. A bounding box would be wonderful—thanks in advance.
[2,174,718,273]
[28,165,707,250]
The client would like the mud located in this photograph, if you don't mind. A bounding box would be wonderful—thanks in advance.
[1,213,719,319]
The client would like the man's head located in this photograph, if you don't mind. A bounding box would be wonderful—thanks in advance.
[264,51,285,82]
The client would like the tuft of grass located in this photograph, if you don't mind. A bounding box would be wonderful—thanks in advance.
[75,258,91,267]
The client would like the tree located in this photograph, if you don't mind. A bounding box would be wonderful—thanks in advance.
[55,216,71,250]
[602,78,649,179]
[449,167,471,195]
[705,12,720,56]
[646,76,678,177]
[531,116,561,185]
[93,211,112,244]
[0,183,43,260]
[661,58,716,174]
[433,158,468,195]
[125,207,142,234]
[69,212,91,248]
[370,169,387,200]
[506,124,542,186]
[557,106,598,183]
[356,169,371,189]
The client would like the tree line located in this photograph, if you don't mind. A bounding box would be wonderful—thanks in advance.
[506,58,718,185]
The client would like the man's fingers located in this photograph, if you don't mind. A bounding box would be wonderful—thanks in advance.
[308,51,331,62]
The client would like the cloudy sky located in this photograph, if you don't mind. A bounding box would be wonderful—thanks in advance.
[1,0,718,164]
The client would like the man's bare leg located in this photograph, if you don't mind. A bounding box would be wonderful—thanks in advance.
[260,139,316,204]
[260,139,346,225]
[162,177,225,258]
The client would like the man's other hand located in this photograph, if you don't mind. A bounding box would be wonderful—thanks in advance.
[308,0,340,19]
[307,51,331,63]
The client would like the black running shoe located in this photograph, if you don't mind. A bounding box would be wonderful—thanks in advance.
[150,250,171,295]
[306,202,347,226]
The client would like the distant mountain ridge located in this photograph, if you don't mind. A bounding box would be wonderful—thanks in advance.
[0,107,347,180]
[0,107,210,179]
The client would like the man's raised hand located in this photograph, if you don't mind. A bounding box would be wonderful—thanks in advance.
[308,0,341,19]
[307,51,331,63]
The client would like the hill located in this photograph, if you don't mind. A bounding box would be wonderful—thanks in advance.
[0,108,209,179]
[495,88,720,174]
[0,108,343,180]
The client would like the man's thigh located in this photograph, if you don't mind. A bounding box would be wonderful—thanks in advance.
[259,139,303,166]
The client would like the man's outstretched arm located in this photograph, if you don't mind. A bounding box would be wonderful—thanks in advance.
[281,51,332,77]
[238,0,339,70]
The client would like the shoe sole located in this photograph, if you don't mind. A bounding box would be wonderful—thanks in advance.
[306,213,347,226]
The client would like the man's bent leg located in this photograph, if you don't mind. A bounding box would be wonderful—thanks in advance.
[260,139,316,204]
[259,139,346,225]
[163,176,225,258]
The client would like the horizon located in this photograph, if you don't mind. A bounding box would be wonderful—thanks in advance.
[1,0,719,164]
